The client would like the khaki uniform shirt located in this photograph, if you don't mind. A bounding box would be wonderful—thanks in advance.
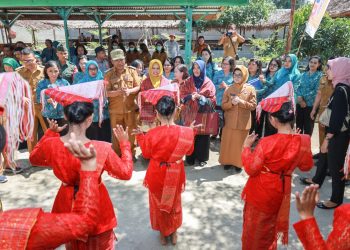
[221,36,244,58]
[105,66,141,114]
[221,83,257,130]
[319,76,334,113]
[16,65,45,103]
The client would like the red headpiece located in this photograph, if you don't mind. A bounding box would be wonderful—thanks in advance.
[141,83,179,106]
[44,88,92,106]
[257,81,295,120]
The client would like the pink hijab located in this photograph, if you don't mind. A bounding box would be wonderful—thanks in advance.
[328,57,350,87]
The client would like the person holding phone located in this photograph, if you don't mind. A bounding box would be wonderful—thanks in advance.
[218,24,245,59]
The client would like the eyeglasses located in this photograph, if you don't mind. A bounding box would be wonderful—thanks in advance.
[23,59,34,63]
[269,63,278,68]
[233,73,243,78]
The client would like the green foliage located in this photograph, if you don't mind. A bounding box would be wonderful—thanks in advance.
[250,30,285,62]
[86,42,101,50]
[179,0,276,33]
[292,4,350,60]
[87,28,110,40]
[272,0,309,9]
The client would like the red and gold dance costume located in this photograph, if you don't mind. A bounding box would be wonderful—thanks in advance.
[294,204,350,250]
[29,130,133,249]
[0,171,100,249]
[241,134,313,249]
[137,125,194,236]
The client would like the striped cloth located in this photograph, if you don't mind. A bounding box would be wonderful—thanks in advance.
[257,81,294,121]
[42,80,106,125]
[0,72,34,168]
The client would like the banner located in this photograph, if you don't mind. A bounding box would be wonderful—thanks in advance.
[305,0,331,38]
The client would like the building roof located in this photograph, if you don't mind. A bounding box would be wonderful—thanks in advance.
[327,0,350,18]
[0,6,231,21]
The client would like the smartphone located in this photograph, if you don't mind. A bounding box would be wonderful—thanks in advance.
[226,32,233,36]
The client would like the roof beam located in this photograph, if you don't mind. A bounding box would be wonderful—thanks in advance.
[0,0,247,7]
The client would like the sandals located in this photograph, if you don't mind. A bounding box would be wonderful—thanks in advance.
[159,233,167,245]
[171,232,177,245]
[317,201,341,210]
[299,177,315,186]
[199,161,207,167]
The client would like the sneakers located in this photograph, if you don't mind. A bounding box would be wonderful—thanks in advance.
[0,175,8,183]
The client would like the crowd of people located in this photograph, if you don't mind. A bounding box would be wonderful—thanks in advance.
[0,22,350,249]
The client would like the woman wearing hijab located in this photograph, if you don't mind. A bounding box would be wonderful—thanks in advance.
[2,57,20,72]
[270,54,301,94]
[180,60,216,166]
[78,60,111,141]
[219,65,256,172]
[316,57,350,209]
[140,59,170,130]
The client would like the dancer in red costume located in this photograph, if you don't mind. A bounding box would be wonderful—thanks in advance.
[30,86,133,249]
[0,130,101,249]
[134,94,196,246]
[241,82,313,249]
[294,184,350,250]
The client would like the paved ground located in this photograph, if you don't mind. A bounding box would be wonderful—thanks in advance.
[1,124,349,250]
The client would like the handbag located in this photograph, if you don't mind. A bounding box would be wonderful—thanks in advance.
[194,101,219,135]
[319,85,350,132]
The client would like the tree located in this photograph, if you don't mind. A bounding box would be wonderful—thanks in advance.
[272,0,309,9]
[178,0,276,33]
[292,5,350,59]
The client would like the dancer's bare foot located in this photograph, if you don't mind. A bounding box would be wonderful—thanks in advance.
[171,231,177,245]
[159,233,167,245]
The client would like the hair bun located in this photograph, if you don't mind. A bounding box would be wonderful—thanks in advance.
[64,102,94,124]
[155,96,175,117]
[271,102,295,124]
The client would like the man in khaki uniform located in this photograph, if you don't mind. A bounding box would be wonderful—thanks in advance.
[218,24,245,58]
[16,48,46,152]
[105,49,141,157]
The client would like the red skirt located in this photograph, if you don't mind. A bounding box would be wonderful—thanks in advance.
[242,202,278,250]
[65,229,116,250]
[148,190,182,236]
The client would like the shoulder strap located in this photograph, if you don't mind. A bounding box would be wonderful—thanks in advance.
[228,37,237,55]
[338,86,350,115]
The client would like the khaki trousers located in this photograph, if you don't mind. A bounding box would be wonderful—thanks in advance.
[109,111,137,156]
[27,104,47,152]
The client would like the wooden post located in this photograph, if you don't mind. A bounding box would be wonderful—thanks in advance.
[53,28,56,41]
[1,28,5,44]
[285,0,296,54]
